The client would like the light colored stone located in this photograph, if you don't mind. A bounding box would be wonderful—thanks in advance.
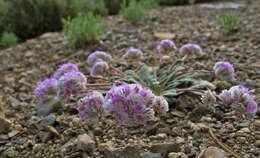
[203,146,227,158]
[98,141,114,151]
[150,142,181,155]
[104,145,141,158]
[0,99,5,118]
[175,137,185,144]
[168,152,188,158]
[254,119,260,128]
[36,97,61,116]
[77,134,95,152]
[0,117,11,133]
[153,33,176,40]
[150,133,167,140]
[41,114,56,126]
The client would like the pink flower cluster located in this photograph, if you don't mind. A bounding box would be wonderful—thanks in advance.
[77,91,105,122]
[34,63,86,101]
[219,85,258,116]
[103,84,169,125]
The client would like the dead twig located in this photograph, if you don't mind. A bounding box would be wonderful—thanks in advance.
[208,127,243,158]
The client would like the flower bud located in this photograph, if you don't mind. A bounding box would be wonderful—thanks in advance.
[34,78,58,102]
[90,59,109,76]
[213,61,235,81]
[201,90,216,105]
[123,48,143,60]
[152,96,169,115]
[179,43,203,57]
[87,51,112,66]
[157,39,177,54]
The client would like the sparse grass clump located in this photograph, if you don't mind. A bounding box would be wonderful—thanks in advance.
[0,32,18,48]
[120,0,146,23]
[217,13,239,33]
[62,12,106,49]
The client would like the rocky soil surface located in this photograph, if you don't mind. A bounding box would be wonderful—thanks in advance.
[0,0,260,158]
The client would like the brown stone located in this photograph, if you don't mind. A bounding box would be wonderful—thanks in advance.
[77,134,95,152]
[203,146,227,158]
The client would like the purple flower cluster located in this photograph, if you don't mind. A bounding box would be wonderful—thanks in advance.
[157,39,177,54]
[213,61,235,81]
[219,85,258,116]
[122,48,143,60]
[34,78,58,103]
[90,59,109,76]
[152,96,169,115]
[179,44,203,57]
[104,84,168,125]
[77,91,105,122]
[87,51,112,66]
[34,63,87,101]
[58,71,87,97]
[53,62,79,79]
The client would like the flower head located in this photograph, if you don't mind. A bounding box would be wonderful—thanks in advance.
[90,59,109,76]
[179,43,203,57]
[201,90,217,105]
[34,78,58,102]
[152,96,169,115]
[53,63,78,79]
[122,48,143,60]
[87,51,112,66]
[213,61,235,81]
[219,85,258,117]
[157,39,177,54]
[104,84,156,125]
[77,91,105,122]
[58,71,87,97]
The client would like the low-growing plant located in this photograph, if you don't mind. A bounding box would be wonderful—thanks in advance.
[188,0,196,5]
[62,12,106,49]
[245,0,254,4]
[217,13,239,33]
[0,32,18,48]
[120,0,146,23]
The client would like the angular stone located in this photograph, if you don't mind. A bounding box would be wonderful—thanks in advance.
[150,142,180,156]
[0,99,5,118]
[77,134,95,152]
[36,97,61,116]
[0,117,11,133]
[41,114,56,126]
[203,147,227,158]
[254,119,260,128]
[104,145,141,158]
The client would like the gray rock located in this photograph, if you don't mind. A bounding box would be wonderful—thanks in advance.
[142,152,161,158]
[77,134,95,152]
[41,114,56,126]
[150,142,180,156]
[104,145,141,158]
[36,97,61,116]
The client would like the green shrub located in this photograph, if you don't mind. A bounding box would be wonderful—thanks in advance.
[62,12,106,49]
[0,32,18,48]
[245,0,254,4]
[188,0,196,5]
[104,0,124,14]
[120,0,146,23]
[0,0,8,36]
[140,0,159,9]
[69,0,108,16]
[2,0,67,40]
[217,13,239,33]
[158,0,189,5]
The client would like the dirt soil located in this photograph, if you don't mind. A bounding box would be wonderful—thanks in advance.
[0,0,260,157]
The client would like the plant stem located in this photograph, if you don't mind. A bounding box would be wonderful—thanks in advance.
[86,83,113,87]
[107,71,124,77]
[110,64,126,77]
[208,127,243,158]
[86,75,109,81]
[176,88,205,93]
[182,53,190,61]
